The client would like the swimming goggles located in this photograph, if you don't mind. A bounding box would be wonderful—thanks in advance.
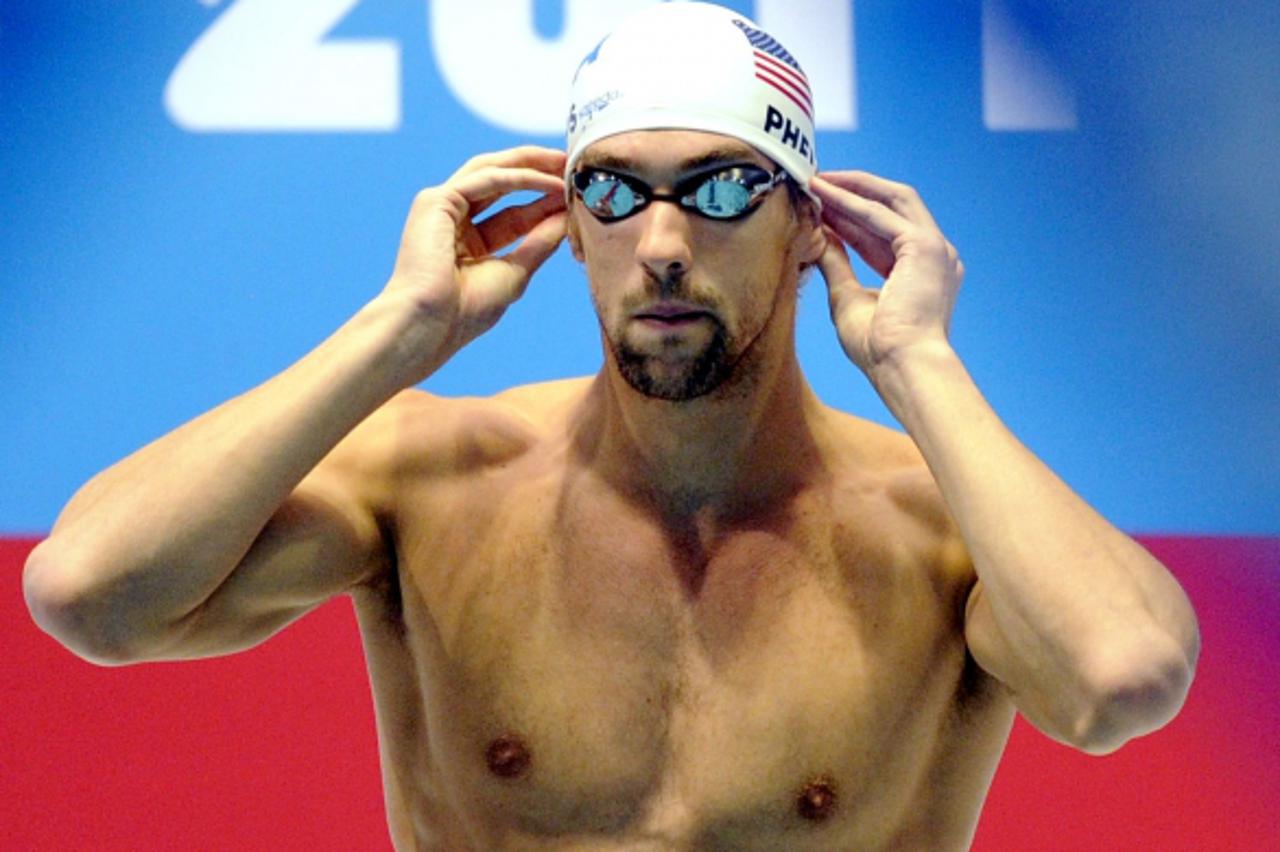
[571,164,789,223]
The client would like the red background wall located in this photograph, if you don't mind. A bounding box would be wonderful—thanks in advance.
[3,536,1277,850]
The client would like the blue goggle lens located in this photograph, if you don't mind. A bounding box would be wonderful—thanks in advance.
[580,177,641,219]
[693,178,752,218]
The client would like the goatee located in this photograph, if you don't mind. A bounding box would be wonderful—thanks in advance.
[612,320,735,401]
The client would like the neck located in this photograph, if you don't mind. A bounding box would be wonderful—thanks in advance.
[573,311,822,520]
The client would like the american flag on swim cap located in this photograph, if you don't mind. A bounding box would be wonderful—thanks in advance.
[732,19,814,119]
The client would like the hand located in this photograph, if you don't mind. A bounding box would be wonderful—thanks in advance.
[385,146,568,374]
[810,172,964,378]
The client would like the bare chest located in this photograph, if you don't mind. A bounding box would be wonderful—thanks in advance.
[375,472,990,847]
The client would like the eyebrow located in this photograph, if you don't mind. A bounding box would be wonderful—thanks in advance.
[579,144,764,176]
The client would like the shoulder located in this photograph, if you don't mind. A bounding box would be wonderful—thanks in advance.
[329,376,594,485]
[817,408,972,583]
[817,408,923,490]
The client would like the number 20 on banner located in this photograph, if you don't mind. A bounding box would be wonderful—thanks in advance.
[165,0,1075,134]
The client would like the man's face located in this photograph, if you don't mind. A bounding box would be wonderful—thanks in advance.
[567,130,820,401]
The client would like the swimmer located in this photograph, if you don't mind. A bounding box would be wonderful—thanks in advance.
[23,3,1199,848]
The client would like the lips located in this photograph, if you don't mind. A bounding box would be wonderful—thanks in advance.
[638,311,707,323]
[633,302,713,324]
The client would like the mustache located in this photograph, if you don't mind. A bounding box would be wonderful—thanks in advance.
[632,268,719,311]
[644,265,684,294]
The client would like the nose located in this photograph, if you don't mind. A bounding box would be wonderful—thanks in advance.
[633,199,693,283]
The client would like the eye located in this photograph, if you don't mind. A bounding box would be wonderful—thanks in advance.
[578,172,642,219]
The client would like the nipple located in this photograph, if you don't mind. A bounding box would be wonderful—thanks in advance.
[485,735,531,779]
[796,776,838,822]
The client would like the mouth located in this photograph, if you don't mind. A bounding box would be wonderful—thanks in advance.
[633,303,714,327]
[636,312,708,327]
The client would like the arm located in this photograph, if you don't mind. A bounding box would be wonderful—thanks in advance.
[23,147,568,664]
[810,172,1200,754]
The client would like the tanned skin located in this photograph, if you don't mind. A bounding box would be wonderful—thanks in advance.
[25,135,1199,850]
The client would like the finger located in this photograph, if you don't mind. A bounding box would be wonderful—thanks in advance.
[499,210,568,300]
[448,167,566,219]
[461,179,564,225]
[816,171,940,230]
[453,146,567,180]
[474,192,567,255]
[810,175,912,243]
[819,209,897,280]
[815,229,860,288]
[816,233,877,330]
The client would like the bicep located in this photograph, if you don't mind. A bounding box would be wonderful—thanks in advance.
[155,473,388,660]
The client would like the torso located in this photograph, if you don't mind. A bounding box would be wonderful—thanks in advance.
[346,380,1015,850]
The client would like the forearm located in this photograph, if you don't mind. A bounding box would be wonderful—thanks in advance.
[872,341,1199,745]
[26,292,435,641]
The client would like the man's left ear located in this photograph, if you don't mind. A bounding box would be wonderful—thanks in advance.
[794,199,825,270]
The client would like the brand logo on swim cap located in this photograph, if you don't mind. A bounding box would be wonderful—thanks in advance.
[567,90,620,135]
[730,19,805,74]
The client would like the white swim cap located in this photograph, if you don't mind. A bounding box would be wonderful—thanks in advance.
[565,2,818,201]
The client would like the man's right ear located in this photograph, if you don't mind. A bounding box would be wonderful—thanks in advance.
[566,209,584,262]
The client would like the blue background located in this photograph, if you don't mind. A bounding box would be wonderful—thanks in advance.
[2,0,1277,535]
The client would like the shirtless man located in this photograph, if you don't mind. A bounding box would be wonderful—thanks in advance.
[23,3,1199,849]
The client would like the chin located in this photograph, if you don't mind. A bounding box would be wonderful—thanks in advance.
[611,334,742,402]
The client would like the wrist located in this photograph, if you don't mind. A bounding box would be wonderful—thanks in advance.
[352,290,455,389]
[867,338,965,427]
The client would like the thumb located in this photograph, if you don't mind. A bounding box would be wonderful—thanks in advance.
[501,210,568,301]
[817,231,877,329]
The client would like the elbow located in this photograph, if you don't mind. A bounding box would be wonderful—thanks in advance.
[1068,631,1199,755]
[23,539,155,666]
